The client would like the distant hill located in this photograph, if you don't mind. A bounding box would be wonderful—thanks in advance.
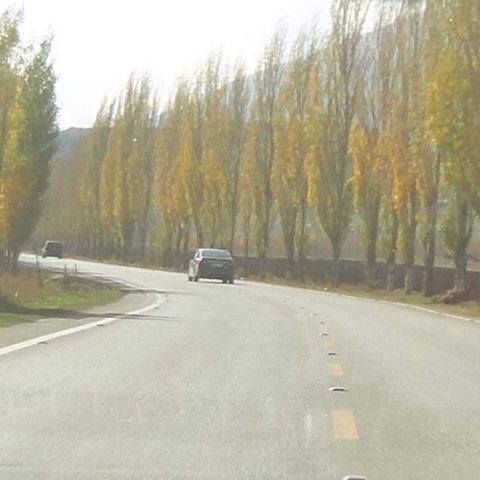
[53,127,90,164]
[34,127,480,266]
[31,127,91,246]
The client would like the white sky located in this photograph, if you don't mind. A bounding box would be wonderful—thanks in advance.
[2,0,333,129]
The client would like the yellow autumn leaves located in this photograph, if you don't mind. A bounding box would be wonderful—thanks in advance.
[32,0,480,295]
[0,9,58,272]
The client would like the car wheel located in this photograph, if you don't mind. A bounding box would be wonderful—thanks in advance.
[229,277,235,285]
[188,276,192,282]
[194,276,199,282]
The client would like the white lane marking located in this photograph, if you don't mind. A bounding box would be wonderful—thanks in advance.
[0,296,165,359]
[304,412,313,446]
[24,255,480,326]
[442,312,474,322]
[377,300,477,323]
[308,289,479,324]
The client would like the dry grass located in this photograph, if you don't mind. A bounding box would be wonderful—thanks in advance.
[0,268,122,327]
[250,274,480,319]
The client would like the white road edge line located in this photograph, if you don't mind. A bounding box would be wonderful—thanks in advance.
[321,291,479,322]
[249,279,479,324]
[0,296,165,359]
[322,291,479,323]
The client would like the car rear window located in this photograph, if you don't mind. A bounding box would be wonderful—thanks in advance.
[201,249,231,259]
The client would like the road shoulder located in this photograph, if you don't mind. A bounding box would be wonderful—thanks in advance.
[0,291,157,349]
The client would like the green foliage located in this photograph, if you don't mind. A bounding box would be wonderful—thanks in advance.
[439,194,474,257]
[27,0,480,295]
[0,10,58,272]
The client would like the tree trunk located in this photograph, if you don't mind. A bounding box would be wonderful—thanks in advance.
[404,189,418,295]
[0,247,7,272]
[114,237,122,261]
[9,249,20,275]
[104,235,114,260]
[229,184,239,254]
[121,219,134,263]
[139,181,152,263]
[194,217,204,248]
[366,239,377,288]
[281,208,297,280]
[257,186,273,278]
[174,224,184,268]
[35,251,44,287]
[182,221,191,271]
[404,265,414,295]
[257,222,269,278]
[285,236,295,280]
[97,232,104,259]
[365,199,380,288]
[452,199,472,297]
[422,151,441,297]
[182,221,191,255]
[423,232,436,297]
[121,241,128,263]
[139,225,147,263]
[243,216,251,278]
[229,215,236,255]
[331,241,342,287]
[209,214,216,248]
[386,212,399,291]
[297,200,307,281]
[454,252,468,296]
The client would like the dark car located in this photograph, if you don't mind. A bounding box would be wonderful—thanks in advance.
[41,241,63,259]
[188,248,234,284]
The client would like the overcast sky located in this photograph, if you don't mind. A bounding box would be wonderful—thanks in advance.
[2,0,333,129]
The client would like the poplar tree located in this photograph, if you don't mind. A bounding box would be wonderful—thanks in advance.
[308,0,371,285]
[276,29,318,277]
[1,38,58,272]
[225,62,249,253]
[251,27,286,273]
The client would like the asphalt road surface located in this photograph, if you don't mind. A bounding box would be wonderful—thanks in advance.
[1,255,479,479]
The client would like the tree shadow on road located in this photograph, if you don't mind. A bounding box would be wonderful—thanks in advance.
[0,299,178,323]
[118,287,184,296]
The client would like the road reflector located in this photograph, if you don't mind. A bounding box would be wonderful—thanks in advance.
[329,386,348,392]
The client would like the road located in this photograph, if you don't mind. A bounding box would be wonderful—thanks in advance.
[1,255,479,479]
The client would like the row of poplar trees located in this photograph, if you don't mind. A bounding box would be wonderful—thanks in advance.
[41,0,480,296]
[0,8,58,272]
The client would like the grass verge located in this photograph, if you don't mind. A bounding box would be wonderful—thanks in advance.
[250,275,480,319]
[31,253,480,320]
[0,270,123,328]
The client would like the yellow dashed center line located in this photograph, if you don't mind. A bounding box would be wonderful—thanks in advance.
[328,363,344,376]
[323,338,335,349]
[332,410,359,440]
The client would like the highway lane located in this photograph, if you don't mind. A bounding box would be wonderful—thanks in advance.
[0,255,479,479]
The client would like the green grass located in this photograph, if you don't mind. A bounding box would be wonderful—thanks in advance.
[0,271,122,328]
[326,284,480,318]
[251,275,480,319]
[31,254,480,320]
